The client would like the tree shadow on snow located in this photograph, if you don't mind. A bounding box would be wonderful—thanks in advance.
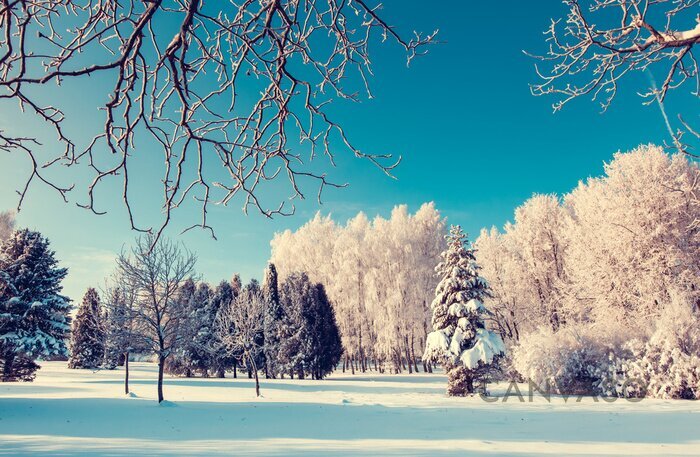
[0,396,696,445]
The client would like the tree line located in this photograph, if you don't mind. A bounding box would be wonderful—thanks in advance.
[67,235,343,402]
[475,146,700,399]
[270,203,446,375]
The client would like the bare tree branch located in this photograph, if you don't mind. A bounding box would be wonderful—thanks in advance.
[0,0,437,247]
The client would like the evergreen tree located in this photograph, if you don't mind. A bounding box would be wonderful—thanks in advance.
[278,273,343,380]
[68,288,105,369]
[230,274,243,297]
[278,272,313,378]
[309,283,343,379]
[423,225,505,396]
[164,279,198,376]
[102,277,140,396]
[262,263,283,378]
[241,279,265,378]
[0,229,71,381]
[102,289,126,370]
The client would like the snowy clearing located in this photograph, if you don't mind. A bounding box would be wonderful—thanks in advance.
[0,362,699,456]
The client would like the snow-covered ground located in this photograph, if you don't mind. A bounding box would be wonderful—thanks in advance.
[0,362,698,456]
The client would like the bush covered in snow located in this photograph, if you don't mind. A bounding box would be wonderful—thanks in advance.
[597,297,700,400]
[511,324,616,395]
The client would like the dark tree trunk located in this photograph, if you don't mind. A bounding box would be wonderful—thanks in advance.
[217,368,225,378]
[124,352,130,394]
[411,334,419,373]
[254,368,260,397]
[405,336,413,374]
[157,355,166,403]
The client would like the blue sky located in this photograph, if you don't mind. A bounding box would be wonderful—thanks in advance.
[0,1,696,301]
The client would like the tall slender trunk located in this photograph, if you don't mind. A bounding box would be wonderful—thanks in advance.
[157,355,165,403]
[410,333,419,373]
[250,357,261,397]
[405,335,413,374]
[233,362,237,378]
[124,352,130,394]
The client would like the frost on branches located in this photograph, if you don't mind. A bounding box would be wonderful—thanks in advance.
[0,229,71,381]
[423,225,505,396]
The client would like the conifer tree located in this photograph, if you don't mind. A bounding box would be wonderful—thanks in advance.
[0,229,71,381]
[309,283,343,380]
[278,273,343,380]
[164,279,198,376]
[262,263,283,378]
[68,288,105,369]
[423,226,505,396]
[278,272,313,379]
[241,279,265,378]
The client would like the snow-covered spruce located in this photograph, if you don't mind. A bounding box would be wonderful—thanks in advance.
[68,288,105,369]
[423,225,505,396]
[0,229,71,381]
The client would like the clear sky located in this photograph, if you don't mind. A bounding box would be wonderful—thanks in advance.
[0,1,695,302]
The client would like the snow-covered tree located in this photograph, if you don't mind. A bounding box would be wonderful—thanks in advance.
[475,194,568,339]
[68,288,105,369]
[562,145,699,329]
[0,229,71,381]
[277,272,311,379]
[210,279,240,378]
[270,203,445,374]
[423,226,505,396]
[214,289,266,396]
[164,279,199,377]
[102,271,141,393]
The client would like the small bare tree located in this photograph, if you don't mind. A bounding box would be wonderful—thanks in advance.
[102,271,141,395]
[0,1,437,244]
[214,289,265,397]
[116,234,196,403]
[529,0,699,151]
